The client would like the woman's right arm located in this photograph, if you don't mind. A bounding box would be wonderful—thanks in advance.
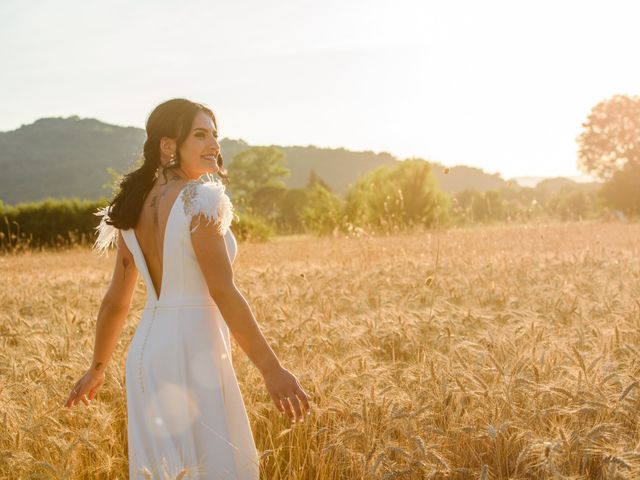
[191,214,312,423]
[64,231,139,408]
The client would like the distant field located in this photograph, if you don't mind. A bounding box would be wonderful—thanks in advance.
[2,222,640,479]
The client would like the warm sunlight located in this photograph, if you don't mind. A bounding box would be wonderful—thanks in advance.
[3,1,640,478]
[2,0,639,178]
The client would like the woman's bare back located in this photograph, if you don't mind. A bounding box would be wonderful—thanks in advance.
[134,172,189,298]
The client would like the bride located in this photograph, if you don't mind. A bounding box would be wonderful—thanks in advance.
[63,98,312,478]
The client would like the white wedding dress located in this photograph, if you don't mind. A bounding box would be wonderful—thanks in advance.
[94,177,260,479]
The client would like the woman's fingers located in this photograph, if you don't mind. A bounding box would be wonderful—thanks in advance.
[65,392,77,408]
[289,394,304,422]
[64,377,96,408]
[71,389,83,407]
[264,368,312,423]
[284,387,312,422]
[282,390,310,423]
[280,397,294,421]
[65,384,80,408]
[296,385,311,415]
[271,392,285,413]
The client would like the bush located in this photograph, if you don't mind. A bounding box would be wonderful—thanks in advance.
[0,197,107,252]
[231,211,275,242]
[300,183,344,236]
[0,196,275,253]
[275,188,308,234]
[344,158,449,232]
[453,189,509,224]
[599,161,640,217]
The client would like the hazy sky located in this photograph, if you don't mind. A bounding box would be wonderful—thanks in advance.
[2,0,639,178]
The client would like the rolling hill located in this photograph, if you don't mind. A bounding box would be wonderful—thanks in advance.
[0,116,587,205]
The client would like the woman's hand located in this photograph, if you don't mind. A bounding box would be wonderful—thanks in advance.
[262,365,311,423]
[63,369,105,409]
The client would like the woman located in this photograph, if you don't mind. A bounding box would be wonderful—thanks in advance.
[63,98,311,479]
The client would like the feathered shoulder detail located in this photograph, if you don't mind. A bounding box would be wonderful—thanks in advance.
[92,205,119,256]
[181,177,235,235]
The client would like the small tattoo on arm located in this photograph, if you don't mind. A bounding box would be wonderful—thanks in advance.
[94,362,103,371]
[122,257,130,280]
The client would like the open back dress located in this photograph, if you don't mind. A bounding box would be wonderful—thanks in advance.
[94,176,260,479]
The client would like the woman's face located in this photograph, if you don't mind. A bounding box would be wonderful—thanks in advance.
[176,111,221,179]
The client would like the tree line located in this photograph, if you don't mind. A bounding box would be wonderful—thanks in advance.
[1,93,638,251]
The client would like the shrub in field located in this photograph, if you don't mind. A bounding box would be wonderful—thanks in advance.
[453,189,509,224]
[277,188,309,234]
[0,197,106,251]
[229,210,275,242]
[0,197,268,252]
[599,161,640,218]
[300,183,345,236]
[344,158,449,232]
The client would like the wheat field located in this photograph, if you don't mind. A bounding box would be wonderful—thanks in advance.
[2,222,640,479]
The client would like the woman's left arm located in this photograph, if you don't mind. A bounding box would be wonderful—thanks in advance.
[63,231,139,408]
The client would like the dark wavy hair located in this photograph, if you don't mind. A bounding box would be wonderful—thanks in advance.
[105,98,228,230]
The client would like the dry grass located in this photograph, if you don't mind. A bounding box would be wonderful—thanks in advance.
[2,221,640,479]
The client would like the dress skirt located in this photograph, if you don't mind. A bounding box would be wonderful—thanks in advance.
[125,301,260,479]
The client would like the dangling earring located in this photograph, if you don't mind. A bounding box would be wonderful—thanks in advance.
[168,153,176,166]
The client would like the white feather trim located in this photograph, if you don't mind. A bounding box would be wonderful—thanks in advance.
[92,205,119,256]
[182,178,234,235]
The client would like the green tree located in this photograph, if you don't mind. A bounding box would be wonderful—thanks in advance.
[454,189,508,223]
[545,190,586,221]
[228,146,291,210]
[577,95,640,215]
[102,166,125,196]
[249,184,287,223]
[278,188,308,234]
[577,95,640,181]
[301,183,343,236]
[344,158,448,231]
[600,161,640,215]
[306,168,332,191]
